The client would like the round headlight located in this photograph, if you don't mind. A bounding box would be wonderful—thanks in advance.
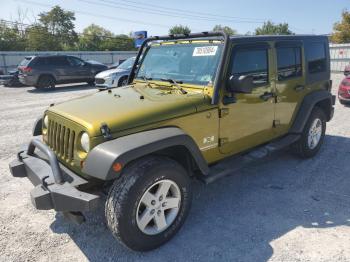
[43,115,49,128]
[80,132,90,152]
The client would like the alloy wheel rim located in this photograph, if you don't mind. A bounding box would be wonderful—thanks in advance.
[308,118,322,150]
[136,179,181,235]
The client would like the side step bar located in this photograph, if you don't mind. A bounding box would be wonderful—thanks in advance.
[201,134,300,184]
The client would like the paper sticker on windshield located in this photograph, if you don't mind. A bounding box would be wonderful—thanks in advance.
[193,46,218,56]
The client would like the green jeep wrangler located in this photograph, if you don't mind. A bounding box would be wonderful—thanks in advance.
[9,32,335,251]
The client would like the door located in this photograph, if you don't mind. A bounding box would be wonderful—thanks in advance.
[274,42,306,134]
[45,56,71,82]
[219,43,276,155]
[66,56,92,81]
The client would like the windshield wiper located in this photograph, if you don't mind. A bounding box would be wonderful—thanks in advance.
[160,78,187,94]
[138,75,152,87]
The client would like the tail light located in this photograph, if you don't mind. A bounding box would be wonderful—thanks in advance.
[19,66,32,73]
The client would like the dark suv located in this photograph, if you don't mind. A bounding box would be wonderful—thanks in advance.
[18,55,108,89]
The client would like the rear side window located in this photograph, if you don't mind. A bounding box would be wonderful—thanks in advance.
[19,57,32,66]
[46,56,70,66]
[231,49,269,86]
[305,42,327,74]
[277,47,302,81]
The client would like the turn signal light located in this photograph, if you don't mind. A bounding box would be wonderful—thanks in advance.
[113,162,122,172]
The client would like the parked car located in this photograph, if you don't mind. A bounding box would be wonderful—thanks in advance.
[0,69,24,87]
[10,33,335,251]
[338,76,350,104]
[95,57,135,88]
[18,55,108,89]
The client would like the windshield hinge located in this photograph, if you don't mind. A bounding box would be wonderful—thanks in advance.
[219,108,229,118]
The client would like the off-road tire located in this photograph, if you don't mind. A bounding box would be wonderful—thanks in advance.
[118,76,128,87]
[292,106,326,158]
[105,156,192,251]
[35,75,55,89]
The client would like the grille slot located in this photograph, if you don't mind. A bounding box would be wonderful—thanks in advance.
[47,119,76,161]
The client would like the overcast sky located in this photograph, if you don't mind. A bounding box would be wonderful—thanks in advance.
[1,0,348,36]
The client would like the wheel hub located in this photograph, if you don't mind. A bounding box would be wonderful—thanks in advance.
[136,179,181,235]
[308,118,322,150]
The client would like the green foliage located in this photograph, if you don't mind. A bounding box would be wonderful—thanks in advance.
[0,6,135,51]
[331,10,350,43]
[0,22,26,50]
[38,5,78,49]
[255,21,293,35]
[26,24,60,51]
[169,25,191,35]
[213,25,237,36]
[78,24,134,51]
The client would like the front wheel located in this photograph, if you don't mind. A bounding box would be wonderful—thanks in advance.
[291,106,326,158]
[105,156,192,251]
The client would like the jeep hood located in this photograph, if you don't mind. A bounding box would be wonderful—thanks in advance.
[49,83,212,137]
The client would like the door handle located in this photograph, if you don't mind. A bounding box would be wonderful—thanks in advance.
[294,85,305,92]
[260,92,274,101]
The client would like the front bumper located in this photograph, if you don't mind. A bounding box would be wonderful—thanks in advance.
[9,138,99,213]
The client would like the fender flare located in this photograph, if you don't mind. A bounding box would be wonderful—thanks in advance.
[82,127,209,180]
[289,90,335,134]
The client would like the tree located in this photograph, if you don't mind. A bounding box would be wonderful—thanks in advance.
[78,24,134,51]
[169,25,191,35]
[38,5,78,49]
[213,25,236,36]
[331,10,350,43]
[0,22,26,51]
[255,21,293,35]
[26,24,60,51]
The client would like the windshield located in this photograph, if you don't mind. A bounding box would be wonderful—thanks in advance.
[118,57,136,70]
[136,42,223,85]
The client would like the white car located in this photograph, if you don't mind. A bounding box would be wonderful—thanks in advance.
[95,57,135,88]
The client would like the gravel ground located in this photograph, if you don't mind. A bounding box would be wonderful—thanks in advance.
[0,76,349,262]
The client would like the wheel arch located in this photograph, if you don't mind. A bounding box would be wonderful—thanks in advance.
[289,90,335,134]
[82,127,209,181]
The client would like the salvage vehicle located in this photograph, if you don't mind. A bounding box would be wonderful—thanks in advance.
[18,55,107,89]
[9,32,335,251]
[0,69,24,87]
[95,57,135,88]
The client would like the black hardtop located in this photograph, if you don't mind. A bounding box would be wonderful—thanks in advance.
[229,34,329,43]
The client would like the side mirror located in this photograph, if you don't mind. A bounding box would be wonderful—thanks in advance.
[227,75,254,94]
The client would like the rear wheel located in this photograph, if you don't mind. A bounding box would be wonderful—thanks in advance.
[105,156,192,251]
[292,106,326,158]
[35,75,55,89]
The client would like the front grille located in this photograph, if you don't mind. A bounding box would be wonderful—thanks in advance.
[95,78,105,84]
[47,119,76,161]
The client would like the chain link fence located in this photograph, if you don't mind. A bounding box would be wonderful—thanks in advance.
[330,43,350,73]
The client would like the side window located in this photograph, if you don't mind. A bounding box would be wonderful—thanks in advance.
[277,47,302,81]
[67,56,83,66]
[305,42,327,74]
[45,56,68,66]
[231,49,268,86]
